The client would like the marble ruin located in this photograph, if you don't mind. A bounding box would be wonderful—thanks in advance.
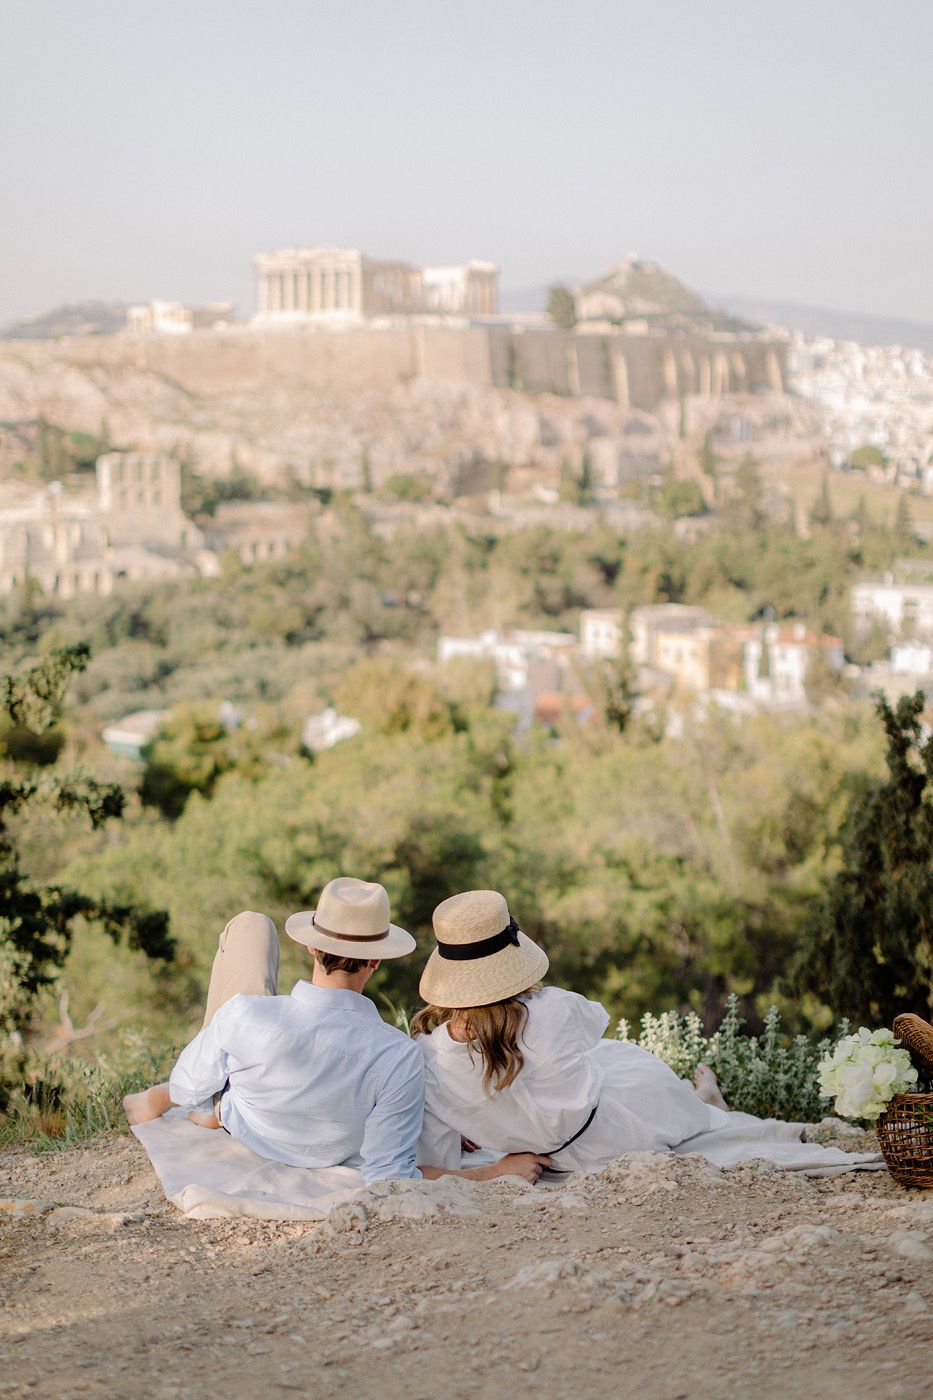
[254,247,498,324]
[0,453,305,599]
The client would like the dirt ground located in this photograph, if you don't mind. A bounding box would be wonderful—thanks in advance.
[1,1130,932,1400]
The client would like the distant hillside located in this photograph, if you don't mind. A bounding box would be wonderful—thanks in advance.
[1,301,128,340]
[708,293,933,356]
[579,255,709,320]
[508,260,752,333]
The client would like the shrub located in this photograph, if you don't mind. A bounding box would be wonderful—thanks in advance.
[616,993,846,1122]
[0,1031,176,1148]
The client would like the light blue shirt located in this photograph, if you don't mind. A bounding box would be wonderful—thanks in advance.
[168,983,424,1183]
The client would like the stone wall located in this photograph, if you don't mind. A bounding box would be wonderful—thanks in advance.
[2,324,785,409]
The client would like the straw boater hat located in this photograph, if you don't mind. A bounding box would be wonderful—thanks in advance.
[285,877,415,959]
[419,890,549,1009]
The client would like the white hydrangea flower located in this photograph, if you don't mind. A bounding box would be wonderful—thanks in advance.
[817,1026,918,1122]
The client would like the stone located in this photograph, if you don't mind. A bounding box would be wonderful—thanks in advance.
[886,1231,933,1262]
[591,1294,630,1320]
[46,1206,97,1223]
[503,1258,589,1290]
[551,1192,588,1212]
[0,1198,55,1218]
[321,1202,369,1238]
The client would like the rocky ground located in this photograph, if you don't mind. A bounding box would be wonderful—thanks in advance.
[1,1131,931,1400]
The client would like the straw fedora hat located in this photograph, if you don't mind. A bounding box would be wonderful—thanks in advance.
[419,890,548,1008]
[285,877,415,959]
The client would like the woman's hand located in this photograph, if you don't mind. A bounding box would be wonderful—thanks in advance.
[485,1152,554,1183]
[418,1152,553,1184]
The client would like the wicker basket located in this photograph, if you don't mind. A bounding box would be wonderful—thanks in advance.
[892,1013,933,1079]
[877,1093,933,1188]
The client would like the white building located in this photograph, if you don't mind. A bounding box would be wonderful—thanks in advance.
[101,710,169,761]
[127,301,237,334]
[851,578,933,637]
[579,608,624,659]
[743,624,844,708]
[890,640,933,674]
[438,628,577,691]
[127,301,193,335]
[629,605,714,668]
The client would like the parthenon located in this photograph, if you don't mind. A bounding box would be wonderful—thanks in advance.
[254,246,499,324]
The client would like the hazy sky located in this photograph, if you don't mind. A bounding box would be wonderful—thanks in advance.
[2,0,931,325]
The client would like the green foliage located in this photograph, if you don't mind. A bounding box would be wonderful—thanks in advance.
[65,426,110,472]
[658,477,705,519]
[809,474,833,529]
[586,652,640,733]
[557,455,594,506]
[333,658,458,739]
[1,644,91,731]
[894,492,915,548]
[180,461,265,517]
[792,691,933,1022]
[546,284,576,330]
[720,455,765,534]
[21,418,111,481]
[0,648,172,1048]
[616,994,843,1121]
[698,433,718,484]
[850,444,887,471]
[0,504,924,1063]
[379,473,432,503]
[140,704,238,819]
[0,1031,176,1147]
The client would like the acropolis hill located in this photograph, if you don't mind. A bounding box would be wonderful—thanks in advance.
[0,256,807,503]
[2,318,784,407]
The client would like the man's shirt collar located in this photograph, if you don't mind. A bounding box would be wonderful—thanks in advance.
[290,981,381,1018]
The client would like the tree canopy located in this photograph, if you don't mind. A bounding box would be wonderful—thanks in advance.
[791,691,933,1023]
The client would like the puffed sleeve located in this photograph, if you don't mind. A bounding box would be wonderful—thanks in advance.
[508,988,604,1150]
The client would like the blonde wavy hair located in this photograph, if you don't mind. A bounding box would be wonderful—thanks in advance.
[410,984,543,1094]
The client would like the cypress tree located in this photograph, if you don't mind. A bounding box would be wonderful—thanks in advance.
[791,691,933,1023]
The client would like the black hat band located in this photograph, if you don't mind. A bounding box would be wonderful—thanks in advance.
[436,917,522,961]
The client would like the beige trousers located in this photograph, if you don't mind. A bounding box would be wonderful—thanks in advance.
[202,910,281,1028]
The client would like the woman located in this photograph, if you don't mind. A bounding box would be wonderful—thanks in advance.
[412,889,734,1177]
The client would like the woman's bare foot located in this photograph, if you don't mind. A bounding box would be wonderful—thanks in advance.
[187,1110,222,1129]
[123,1083,172,1125]
[694,1063,729,1111]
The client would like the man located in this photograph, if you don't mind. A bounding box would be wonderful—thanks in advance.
[124,877,426,1184]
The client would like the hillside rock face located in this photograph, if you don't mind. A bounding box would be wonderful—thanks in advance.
[0,338,821,497]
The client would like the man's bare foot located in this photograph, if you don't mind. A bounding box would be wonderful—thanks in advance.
[694,1063,729,1111]
[123,1083,172,1125]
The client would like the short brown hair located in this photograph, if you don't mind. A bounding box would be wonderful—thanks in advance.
[314,949,369,976]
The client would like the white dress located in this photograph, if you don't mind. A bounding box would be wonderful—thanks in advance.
[416,986,730,1172]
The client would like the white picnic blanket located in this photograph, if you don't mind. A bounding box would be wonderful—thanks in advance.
[133,1108,884,1221]
[674,1111,885,1176]
[132,1111,367,1220]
